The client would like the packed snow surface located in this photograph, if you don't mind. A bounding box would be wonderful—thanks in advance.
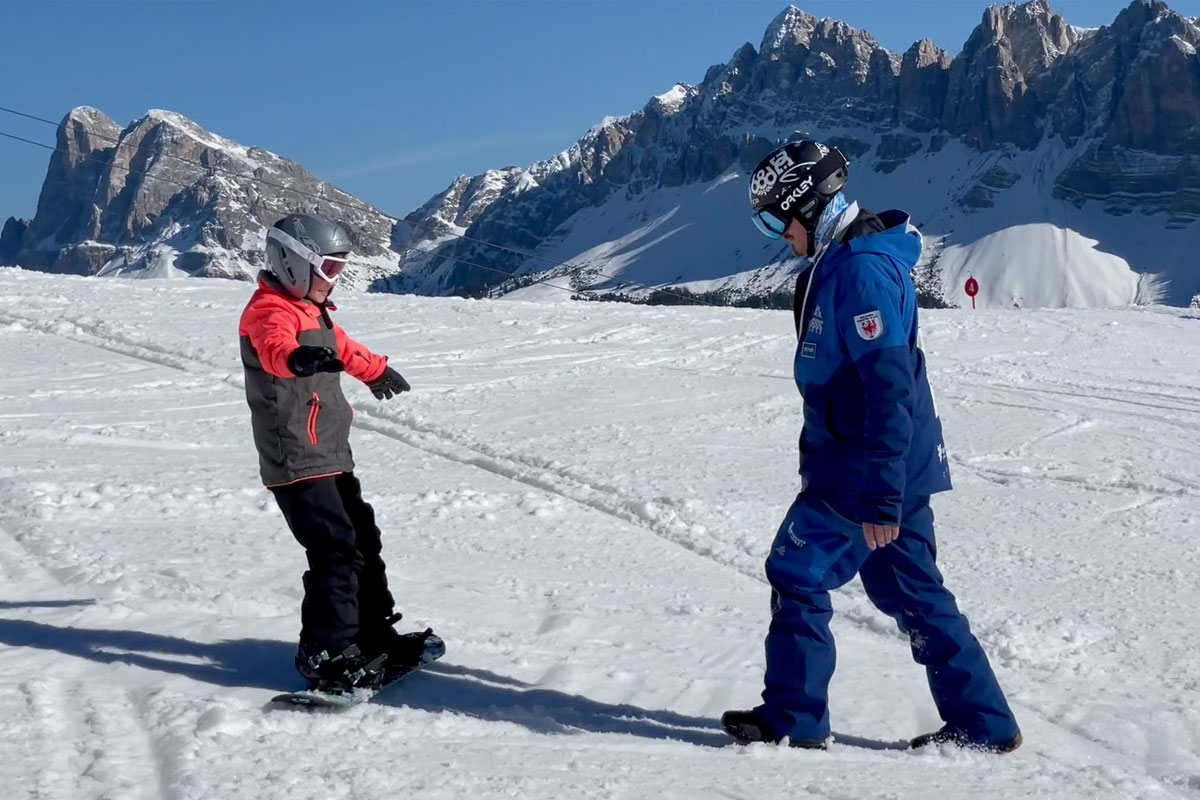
[0,268,1198,798]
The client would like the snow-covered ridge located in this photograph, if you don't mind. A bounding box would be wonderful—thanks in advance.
[141,108,271,166]
[652,83,696,114]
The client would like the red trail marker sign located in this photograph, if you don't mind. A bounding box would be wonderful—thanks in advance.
[964,277,979,310]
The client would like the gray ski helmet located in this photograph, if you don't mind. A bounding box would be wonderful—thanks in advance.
[265,213,354,298]
[748,140,849,246]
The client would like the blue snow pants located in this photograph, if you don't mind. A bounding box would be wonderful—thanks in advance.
[757,491,1019,744]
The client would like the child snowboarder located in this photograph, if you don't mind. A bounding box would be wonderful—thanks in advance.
[239,212,443,691]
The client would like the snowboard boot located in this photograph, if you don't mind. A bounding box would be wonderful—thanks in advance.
[295,642,387,693]
[720,709,829,750]
[358,613,446,679]
[910,725,1023,754]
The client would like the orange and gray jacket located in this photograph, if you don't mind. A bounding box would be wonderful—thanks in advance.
[238,272,388,487]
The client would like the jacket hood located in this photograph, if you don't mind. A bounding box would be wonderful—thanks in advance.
[841,209,922,268]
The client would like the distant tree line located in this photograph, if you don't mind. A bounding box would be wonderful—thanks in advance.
[575,270,954,310]
[480,249,955,310]
[574,286,794,309]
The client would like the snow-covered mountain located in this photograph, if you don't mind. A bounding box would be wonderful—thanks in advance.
[4,1,1200,307]
[393,0,1200,307]
[0,108,402,289]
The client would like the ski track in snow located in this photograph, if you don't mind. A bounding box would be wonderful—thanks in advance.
[0,303,760,581]
[0,271,1198,798]
[10,679,171,800]
[0,302,998,692]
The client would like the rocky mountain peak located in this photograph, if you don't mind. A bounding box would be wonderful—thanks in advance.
[903,38,952,70]
[941,0,1080,148]
[980,0,1078,74]
[31,106,119,249]
[761,6,891,73]
[760,6,820,53]
[649,83,697,115]
[6,107,398,281]
[60,106,120,149]
[400,167,531,240]
[1109,0,1198,51]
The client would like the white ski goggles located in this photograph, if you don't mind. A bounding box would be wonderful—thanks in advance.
[268,227,350,283]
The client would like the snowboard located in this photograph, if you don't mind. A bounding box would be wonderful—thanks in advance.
[269,633,445,711]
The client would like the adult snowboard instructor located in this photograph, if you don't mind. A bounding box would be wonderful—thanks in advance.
[721,140,1022,753]
[239,213,443,692]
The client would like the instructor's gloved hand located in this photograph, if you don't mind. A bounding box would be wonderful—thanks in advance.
[287,345,345,376]
[367,366,410,400]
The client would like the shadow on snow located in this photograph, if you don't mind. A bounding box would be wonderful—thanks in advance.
[0,615,907,750]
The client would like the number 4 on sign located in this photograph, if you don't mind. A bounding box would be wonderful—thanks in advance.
[964,277,979,309]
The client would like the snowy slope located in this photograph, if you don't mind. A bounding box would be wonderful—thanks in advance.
[1,268,1199,798]
[505,135,1184,308]
[938,223,1150,308]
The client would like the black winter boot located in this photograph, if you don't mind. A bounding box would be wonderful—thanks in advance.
[721,709,828,750]
[295,642,386,693]
[357,613,446,678]
[910,725,1023,754]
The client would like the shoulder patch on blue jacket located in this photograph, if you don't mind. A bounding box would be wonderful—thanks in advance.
[852,310,884,341]
[835,265,908,358]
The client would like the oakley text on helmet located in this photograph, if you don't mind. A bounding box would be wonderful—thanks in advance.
[748,140,849,251]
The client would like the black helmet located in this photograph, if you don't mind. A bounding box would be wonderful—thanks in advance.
[266,213,353,298]
[748,140,849,250]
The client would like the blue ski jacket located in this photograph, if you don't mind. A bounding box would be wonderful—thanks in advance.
[793,209,952,525]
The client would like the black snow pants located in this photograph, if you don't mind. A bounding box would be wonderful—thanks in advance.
[270,472,396,651]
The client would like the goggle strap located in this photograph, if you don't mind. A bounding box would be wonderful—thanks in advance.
[781,148,850,224]
[267,227,327,270]
[806,148,849,198]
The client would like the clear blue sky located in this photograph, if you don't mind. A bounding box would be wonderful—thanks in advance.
[2,0,1197,223]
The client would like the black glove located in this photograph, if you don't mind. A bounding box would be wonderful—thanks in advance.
[367,366,410,399]
[287,345,345,376]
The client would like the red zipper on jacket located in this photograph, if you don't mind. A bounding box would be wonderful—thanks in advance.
[307,393,321,445]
